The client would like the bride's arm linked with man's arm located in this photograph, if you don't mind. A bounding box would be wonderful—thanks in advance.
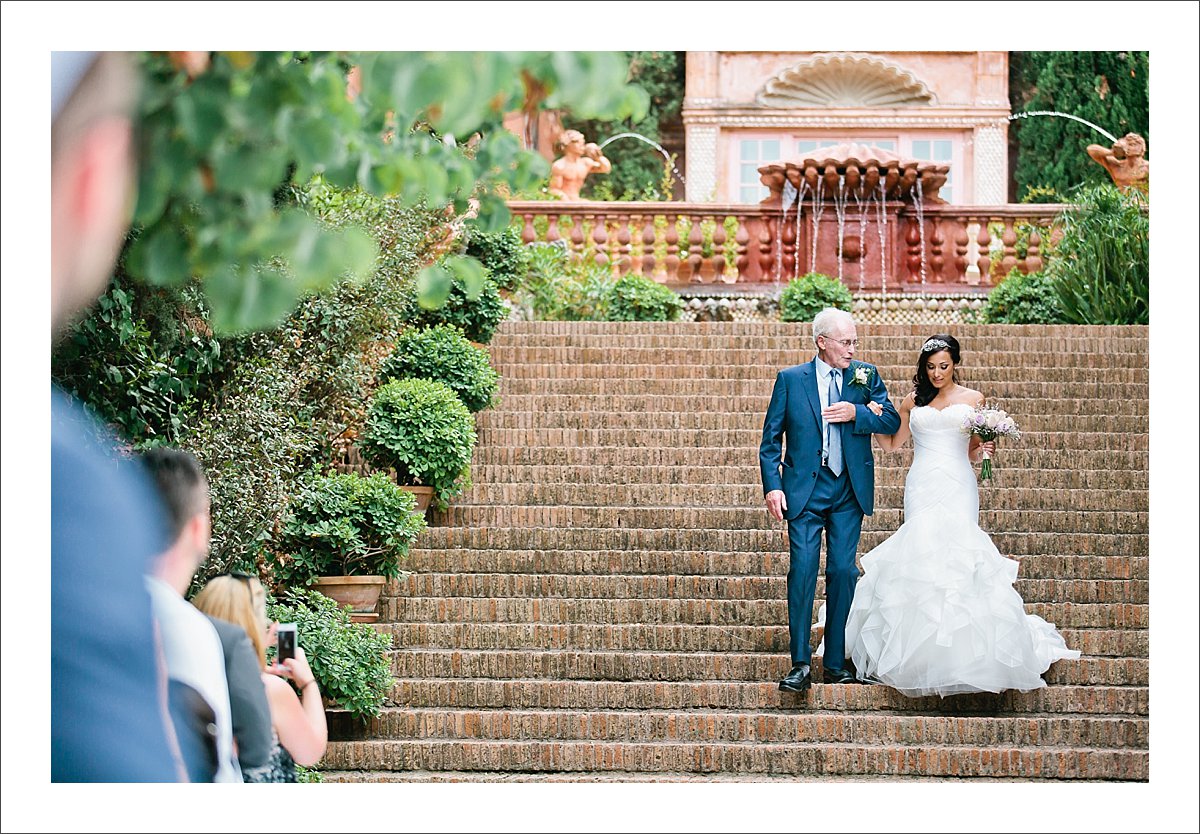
[867,392,912,452]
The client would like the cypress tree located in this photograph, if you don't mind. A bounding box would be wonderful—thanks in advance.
[1009,51,1149,201]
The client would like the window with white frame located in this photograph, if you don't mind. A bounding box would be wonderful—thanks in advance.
[906,137,958,203]
[737,138,782,203]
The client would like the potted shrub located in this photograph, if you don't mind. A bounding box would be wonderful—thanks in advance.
[779,272,853,322]
[270,470,426,621]
[267,588,395,725]
[379,324,499,413]
[360,377,476,512]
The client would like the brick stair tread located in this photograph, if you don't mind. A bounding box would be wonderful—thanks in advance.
[327,707,1148,748]
[319,769,962,782]
[404,550,1148,576]
[319,739,1148,779]
[386,678,1149,715]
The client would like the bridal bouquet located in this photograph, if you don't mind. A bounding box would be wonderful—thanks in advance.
[960,405,1021,481]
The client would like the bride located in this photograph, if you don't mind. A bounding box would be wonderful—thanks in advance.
[841,334,1079,697]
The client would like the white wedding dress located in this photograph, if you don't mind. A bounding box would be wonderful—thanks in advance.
[840,402,1080,697]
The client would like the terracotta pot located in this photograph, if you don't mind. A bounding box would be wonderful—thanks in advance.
[400,484,435,514]
[311,575,385,623]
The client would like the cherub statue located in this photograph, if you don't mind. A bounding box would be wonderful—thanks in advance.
[548,129,611,200]
[1087,132,1149,191]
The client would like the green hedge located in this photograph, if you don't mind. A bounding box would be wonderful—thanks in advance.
[779,272,853,322]
[605,273,683,322]
[360,378,476,509]
[379,324,499,413]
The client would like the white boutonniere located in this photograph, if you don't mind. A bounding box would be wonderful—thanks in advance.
[848,363,873,392]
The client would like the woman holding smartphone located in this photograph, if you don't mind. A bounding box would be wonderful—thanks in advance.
[193,574,328,782]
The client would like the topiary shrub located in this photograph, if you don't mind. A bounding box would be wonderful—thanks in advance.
[379,325,499,413]
[980,268,1067,324]
[268,589,395,722]
[605,273,683,322]
[411,269,506,344]
[268,470,427,587]
[360,378,476,510]
[1048,184,1148,325]
[779,272,853,322]
[465,225,528,292]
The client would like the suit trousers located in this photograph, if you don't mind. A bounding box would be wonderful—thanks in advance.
[785,463,863,669]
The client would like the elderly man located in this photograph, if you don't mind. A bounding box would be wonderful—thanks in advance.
[759,307,900,693]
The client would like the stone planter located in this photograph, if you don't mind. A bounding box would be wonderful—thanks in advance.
[310,575,385,623]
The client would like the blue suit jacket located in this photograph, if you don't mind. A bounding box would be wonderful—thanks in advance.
[759,359,901,518]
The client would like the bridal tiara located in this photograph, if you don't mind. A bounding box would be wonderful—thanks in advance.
[922,338,950,353]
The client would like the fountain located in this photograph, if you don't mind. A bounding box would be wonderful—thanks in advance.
[756,143,949,291]
[599,132,687,188]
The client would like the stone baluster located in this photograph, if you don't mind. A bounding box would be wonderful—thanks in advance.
[546,213,562,245]
[929,219,945,283]
[954,222,970,285]
[664,214,680,280]
[905,217,922,285]
[640,214,657,278]
[781,212,797,280]
[591,213,609,267]
[976,221,992,284]
[712,215,729,283]
[615,214,633,275]
[735,217,751,281]
[686,216,705,282]
[757,216,775,280]
[521,213,537,245]
[1000,220,1018,277]
[570,214,586,257]
[1024,226,1043,274]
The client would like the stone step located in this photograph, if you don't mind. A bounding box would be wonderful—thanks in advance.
[328,708,1148,749]
[379,622,1146,658]
[389,573,1149,606]
[320,770,958,782]
[403,550,1148,579]
[381,598,1146,630]
[386,650,1143,686]
[319,739,1147,780]
[478,410,1147,433]
[467,464,1148,490]
[454,484,1147,513]
[490,364,1145,384]
[471,446,1149,471]
[493,379,1146,400]
[411,529,1148,558]
[387,678,1148,716]
[431,506,1148,536]
[472,426,1147,451]
[485,347,1148,368]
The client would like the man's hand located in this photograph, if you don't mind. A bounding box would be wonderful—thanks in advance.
[765,489,787,522]
[821,401,856,423]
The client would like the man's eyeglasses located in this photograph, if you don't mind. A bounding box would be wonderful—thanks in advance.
[822,337,860,349]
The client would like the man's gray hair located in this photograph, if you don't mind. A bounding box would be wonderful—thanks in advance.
[812,307,855,344]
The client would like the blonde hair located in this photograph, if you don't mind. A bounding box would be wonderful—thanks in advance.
[192,575,269,669]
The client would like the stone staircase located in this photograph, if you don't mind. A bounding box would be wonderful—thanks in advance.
[323,322,1149,782]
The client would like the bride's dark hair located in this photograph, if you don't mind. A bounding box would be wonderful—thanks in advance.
[913,334,962,407]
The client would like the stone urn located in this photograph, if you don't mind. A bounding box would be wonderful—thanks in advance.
[400,484,435,515]
[311,575,386,623]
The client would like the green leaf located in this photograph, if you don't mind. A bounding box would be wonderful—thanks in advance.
[126,224,191,287]
[444,255,486,300]
[204,263,298,334]
[416,263,453,310]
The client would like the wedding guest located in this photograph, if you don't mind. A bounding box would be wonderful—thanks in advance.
[51,50,182,782]
[141,447,241,782]
[193,576,328,781]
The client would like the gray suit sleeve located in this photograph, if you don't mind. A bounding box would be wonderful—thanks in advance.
[213,620,274,769]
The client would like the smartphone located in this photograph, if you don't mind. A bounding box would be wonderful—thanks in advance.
[276,623,297,664]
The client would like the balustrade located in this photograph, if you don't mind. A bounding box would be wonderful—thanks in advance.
[508,201,1068,292]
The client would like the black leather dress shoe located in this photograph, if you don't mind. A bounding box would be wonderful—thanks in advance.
[779,663,812,693]
[822,667,859,684]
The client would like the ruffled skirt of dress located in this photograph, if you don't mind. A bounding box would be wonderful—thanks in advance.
[843,505,1080,698]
